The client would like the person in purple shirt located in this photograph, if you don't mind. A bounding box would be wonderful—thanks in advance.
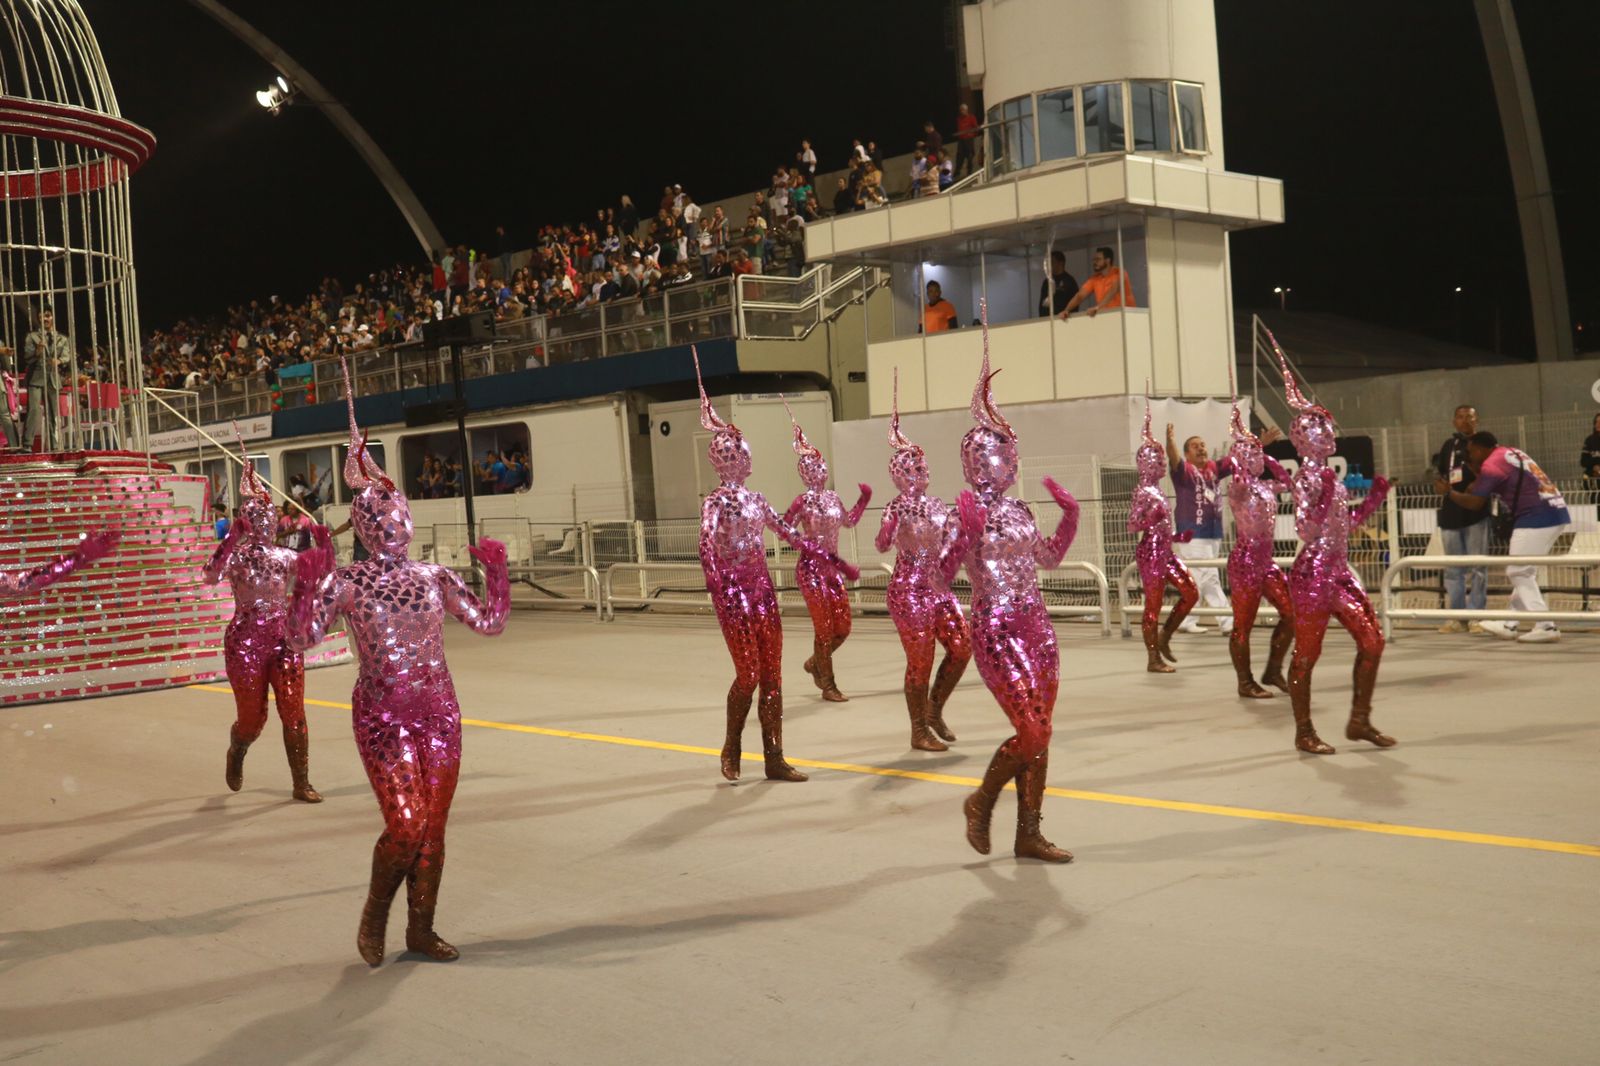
[1165,423,1278,634]
[1435,431,1570,644]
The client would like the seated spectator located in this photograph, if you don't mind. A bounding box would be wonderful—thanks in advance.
[1060,246,1137,318]
[833,177,856,216]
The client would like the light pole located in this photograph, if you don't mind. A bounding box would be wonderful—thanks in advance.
[1273,286,1291,312]
[185,0,446,259]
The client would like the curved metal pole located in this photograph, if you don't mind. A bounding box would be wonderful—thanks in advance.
[184,0,446,259]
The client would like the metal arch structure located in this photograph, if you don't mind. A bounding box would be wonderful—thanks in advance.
[0,0,153,452]
[183,0,446,262]
[1474,0,1574,363]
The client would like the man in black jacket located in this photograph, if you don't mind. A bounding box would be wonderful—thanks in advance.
[1434,404,1488,632]
[1038,251,1080,318]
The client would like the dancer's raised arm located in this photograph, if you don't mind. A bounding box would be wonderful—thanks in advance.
[1034,477,1079,569]
[438,538,510,635]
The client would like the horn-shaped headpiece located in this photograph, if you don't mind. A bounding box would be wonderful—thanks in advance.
[1227,358,1257,445]
[782,395,822,462]
[1265,326,1326,417]
[888,367,917,452]
[969,298,1013,437]
[341,356,395,492]
[234,420,270,504]
[692,345,735,435]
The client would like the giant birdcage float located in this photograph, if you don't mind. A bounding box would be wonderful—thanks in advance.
[0,0,153,453]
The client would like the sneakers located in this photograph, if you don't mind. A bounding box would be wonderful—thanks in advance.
[1477,620,1519,641]
[1468,621,1487,634]
[1438,620,1468,634]
[1177,620,1205,634]
[1517,626,1561,644]
[1218,618,1235,635]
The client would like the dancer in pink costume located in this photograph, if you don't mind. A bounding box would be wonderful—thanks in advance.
[955,301,1081,863]
[289,357,510,966]
[693,347,856,784]
[204,433,322,802]
[1129,398,1198,673]
[0,529,117,596]
[1223,393,1295,699]
[1272,334,1394,754]
[781,397,871,702]
[875,369,970,751]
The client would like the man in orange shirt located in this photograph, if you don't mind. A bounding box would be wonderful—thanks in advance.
[1060,246,1136,318]
[922,281,958,334]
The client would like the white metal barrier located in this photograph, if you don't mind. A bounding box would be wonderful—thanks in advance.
[1116,556,1295,639]
[1378,554,1600,640]
[602,560,1112,637]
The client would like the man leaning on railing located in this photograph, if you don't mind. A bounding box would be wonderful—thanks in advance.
[1433,404,1489,633]
[1435,431,1571,644]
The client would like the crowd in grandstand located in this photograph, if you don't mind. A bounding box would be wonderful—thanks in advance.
[140,115,978,392]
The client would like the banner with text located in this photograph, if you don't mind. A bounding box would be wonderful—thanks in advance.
[148,415,273,454]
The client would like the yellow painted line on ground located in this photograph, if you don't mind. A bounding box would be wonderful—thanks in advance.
[185,683,1600,859]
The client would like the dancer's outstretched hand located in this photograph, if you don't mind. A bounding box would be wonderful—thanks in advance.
[1320,466,1339,489]
[76,528,120,564]
[467,537,508,569]
[1370,475,1390,497]
[1174,529,1195,544]
[309,524,332,551]
[1042,476,1076,513]
[957,490,988,537]
[835,556,861,582]
[856,483,873,505]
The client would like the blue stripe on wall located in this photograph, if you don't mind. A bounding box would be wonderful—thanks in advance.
[272,338,739,439]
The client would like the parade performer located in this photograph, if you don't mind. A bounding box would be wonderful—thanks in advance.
[875,369,970,751]
[1128,398,1198,673]
[204,433,322,803]
[693,347,856,784]
[1273,335,1394,754]
[781,397,870,702]
[289,357,510,966]
[1223,394,1295,699]
[955,302,1080,863]
[0,528,117,596]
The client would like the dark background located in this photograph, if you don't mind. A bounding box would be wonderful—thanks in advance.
[82,0,1595,357]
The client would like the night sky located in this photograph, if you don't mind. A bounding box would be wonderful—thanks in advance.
[81,0,1594,359]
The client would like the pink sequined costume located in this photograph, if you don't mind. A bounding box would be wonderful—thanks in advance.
[289,357,510,966]
[203,435,322,803]
[781,398,871,702]
[0,529,117,596]
[1129,399,1198,672]
[1223,397,1295,699]
[1272,334,1394,754]
[954,303,1080,863]
[875,369,970,751]
[693,348,858,783]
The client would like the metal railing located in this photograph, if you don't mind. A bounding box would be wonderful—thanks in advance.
[1379,554,1600,640]
[1115,556,1293,639]
[736,265,884,340]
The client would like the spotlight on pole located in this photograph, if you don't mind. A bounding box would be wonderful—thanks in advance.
[253,76,296,116]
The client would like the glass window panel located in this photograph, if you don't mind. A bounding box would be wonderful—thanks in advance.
[986,104,1007,174]
[1016,95,1035,166]
[1131,80,1172,152]
[1176,82,1207,152]
[1038,88,1077,161]
[1082,82,1125,154]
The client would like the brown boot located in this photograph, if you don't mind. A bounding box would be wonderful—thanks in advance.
[1261,616,1292,692]
[1157,617,1182,664]
[283,723,323,803]
[1147,646,1175,673]
[758,690,807,782]
[357,850,409,967]
[815,642,848,702]
[963,745,1020,855]
[1345,706,1396,748]
[1013,752,1072,863]
[224,724,250,792]
[927,651,966,742]
[1230,629,1270,697]
[1289,662,1334,754]
[721,684,754,781]
[909,693,948,752]
[404,843,459,962]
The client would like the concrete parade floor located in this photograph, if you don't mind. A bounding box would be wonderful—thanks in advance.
[2,611,1596,1065]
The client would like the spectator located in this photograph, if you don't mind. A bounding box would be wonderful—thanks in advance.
[742,211,766,273]
[909,148,928,195]
[476,450,502,494]
[1165,422,1238,634]
[1433,404,1489,633]
[681,194,701,254]
[922,281,957,334]
[493,451,521,493]
[1580,413,1600,480]
[1038,250,1081,318]
[730,249,755,278]
[1060,246,1137,318]
[780,217,807,277]
[799,139,817,177]
[833,176,856,216]
[212,503,230,541]
[954,103,980,178]
[922,119,943,160]
[1437,431,1571,644]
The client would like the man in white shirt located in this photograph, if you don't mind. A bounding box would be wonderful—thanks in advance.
[682,195,702,252]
